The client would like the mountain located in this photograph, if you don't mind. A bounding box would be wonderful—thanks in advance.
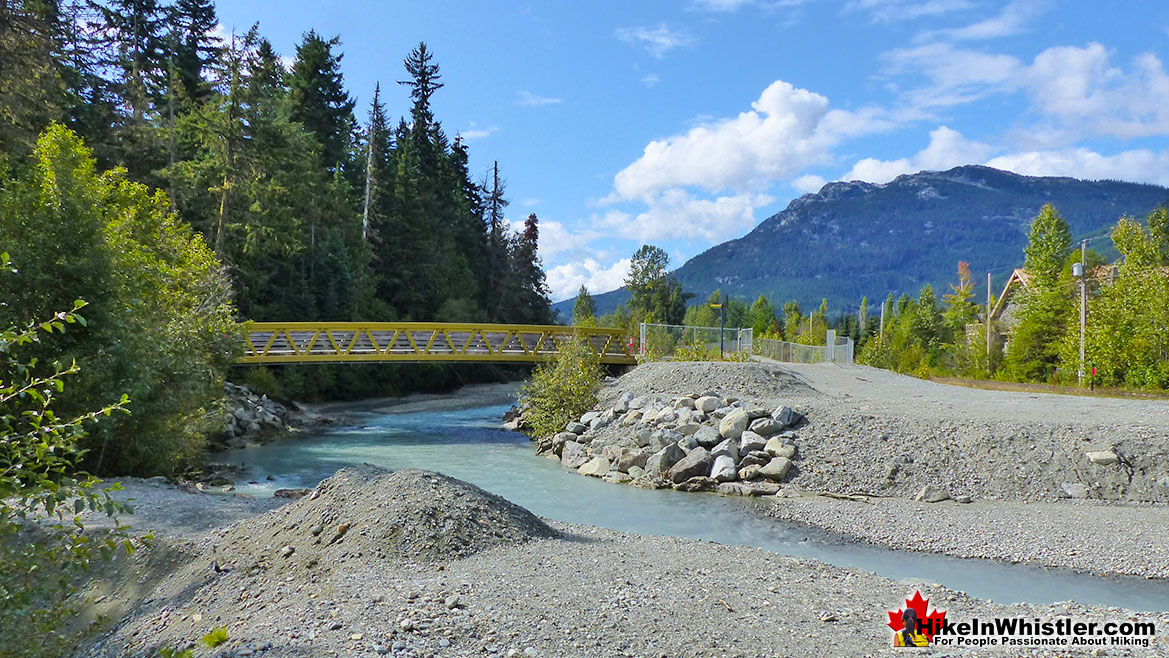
[563,166,1168,318]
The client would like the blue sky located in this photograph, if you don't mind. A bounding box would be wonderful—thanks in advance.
[214,1,1169,302]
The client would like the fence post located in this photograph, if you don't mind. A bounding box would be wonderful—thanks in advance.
[639,323,646,355]
[826,330,836,362]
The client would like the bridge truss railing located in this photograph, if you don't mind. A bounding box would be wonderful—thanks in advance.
[239,322,636,365]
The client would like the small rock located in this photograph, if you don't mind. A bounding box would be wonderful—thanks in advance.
[445,594,463,609]
[280,545,294,558]
[772,406,803,429]
[954,494,972,504]
[1061,482,1089,499]
[438,638,451,648]
[311,525,324,536]
[399,619,415,631]
[915,485,950,503]
[1086,451,1119,465]
[373,645,388,655]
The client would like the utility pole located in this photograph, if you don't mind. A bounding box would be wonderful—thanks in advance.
[986,271,992,375]
[879,302,885,338]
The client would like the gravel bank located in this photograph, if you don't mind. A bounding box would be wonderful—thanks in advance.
[769,496,1169,579]
[538,360,1169,579]
[75,469,1169,658]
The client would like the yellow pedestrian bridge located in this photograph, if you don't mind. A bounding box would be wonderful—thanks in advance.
[239,322,637,365]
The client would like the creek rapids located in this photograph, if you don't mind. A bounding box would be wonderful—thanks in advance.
[221,385,1169,613]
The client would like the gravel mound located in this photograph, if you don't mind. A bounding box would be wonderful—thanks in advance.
[599,360,815,406]
[214,466,557,569]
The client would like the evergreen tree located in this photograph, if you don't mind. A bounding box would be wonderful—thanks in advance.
[167,0,220,104]
[288,29,355,172]
[572,285,597,325]
[1003,204,1074,381]
[748,294,776,337]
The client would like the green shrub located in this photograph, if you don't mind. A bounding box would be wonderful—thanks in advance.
[0,126,237,476]
[0,262,138,658]
[202,627,229,648]
[519,337,604,438]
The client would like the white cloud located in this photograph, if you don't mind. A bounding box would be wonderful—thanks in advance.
[604,189,774,242]
[546,258,632,301]
[1023,45,1169,139]
[922,0,1049,41]
[792,174,827,193]
[460,129,494,141]
[690,0,755,10]
[536,220,605,261]
[986,148,1169,187]
[516,90,562,107]
[641,73,662,87]
[843,125,995,183]
[615,24,696,58]
[612,80,888,199]
[881,42,1024,109]
[846,0,974,22]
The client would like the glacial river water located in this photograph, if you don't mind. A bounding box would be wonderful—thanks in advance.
[222,390,1169,612]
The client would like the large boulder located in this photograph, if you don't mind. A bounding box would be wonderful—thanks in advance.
[612,392,635,414]
[718,408,750,441]
[645,443,686,476]
[692,425,722,448]
[738,464,763,480]
[748,418,782,437]
[764,437,796,460]
[739,450,771,467]
[711,455,738,482]
[581,411,600,425]
[565,422,587,435]
[678,435,700,453]
[674,397,696,410]
[667,447,713,484]
[674,476,717,492]
[616,448,649,473]
[772,406,803,429]
[758,457,792,481]
[628,395,651,410]
[560,441,589,469]
[739,431,766,455]
[711,438,740,463]
[695,395,721,413]
[717,481,780,496]
[578,456,611,477]
[675,423,701,437]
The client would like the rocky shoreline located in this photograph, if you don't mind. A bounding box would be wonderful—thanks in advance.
[512,360,1169,580]
[74,468,1169,658]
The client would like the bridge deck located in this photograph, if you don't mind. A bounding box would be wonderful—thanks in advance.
[239,322,636,365]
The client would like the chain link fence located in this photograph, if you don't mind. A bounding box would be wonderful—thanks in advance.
[639,323,753,360]
[752,330,854,365]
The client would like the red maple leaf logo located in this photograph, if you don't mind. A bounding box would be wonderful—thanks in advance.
[887,590,947,642]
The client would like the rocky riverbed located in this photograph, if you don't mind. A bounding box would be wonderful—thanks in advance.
[516,360,1169,579]
[73,468,1169,657]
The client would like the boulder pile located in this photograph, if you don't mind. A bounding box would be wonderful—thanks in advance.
[535,392,807,496]
[214,383,329,449]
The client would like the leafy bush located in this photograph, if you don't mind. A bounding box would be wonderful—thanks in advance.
[0,126,237,476]
[202,627,229,648]
[1,259,138,657]
[518,337,604,438]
